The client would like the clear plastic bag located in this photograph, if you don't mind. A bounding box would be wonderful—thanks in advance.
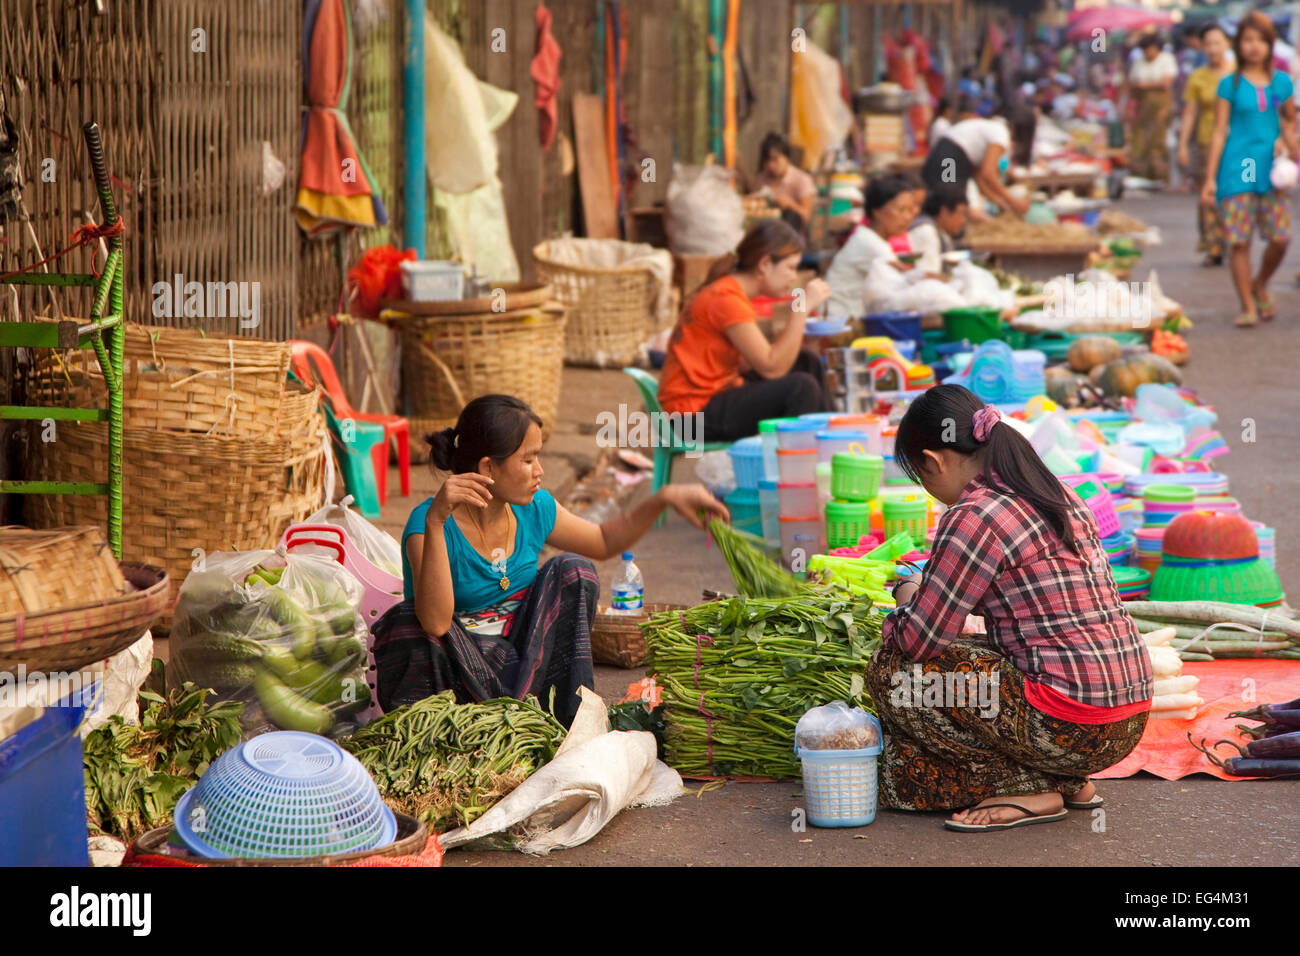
[795,701,881,751]
[664,164,745,256]
[170,550,373,737]
[302,494,401,578]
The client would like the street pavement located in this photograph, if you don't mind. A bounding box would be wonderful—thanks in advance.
[443,191,1300,866]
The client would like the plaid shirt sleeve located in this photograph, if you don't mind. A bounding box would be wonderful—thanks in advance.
[882,502,1008,661]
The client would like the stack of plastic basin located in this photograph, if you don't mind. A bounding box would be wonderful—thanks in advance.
[1112,565,1153,600]
[1101,531,1133,567]
[1124,472,1229,499]
[1149,511,1284,608]
[1142,484,1197,528]
[728,436,765,490]
[942,340,1046,404]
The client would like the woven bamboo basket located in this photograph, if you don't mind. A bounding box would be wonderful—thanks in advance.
[0,563,170,672]
[396,304,565,443]
[30,401,328,621]
[591,603,688,669]
[0,526,129,616]
[127,812,430,867]
[29,322,294,437]
[533,240,658,367]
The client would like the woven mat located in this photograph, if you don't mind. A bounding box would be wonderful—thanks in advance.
[1094,660,1300,781]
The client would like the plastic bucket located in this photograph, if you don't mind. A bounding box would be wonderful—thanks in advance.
[831,452,883,502]
[825,500,873,549]
[796,732,883,827]
[725,487,763,537]
[0,689,94,866]
[863,311,922,344]
[728,436,766,490]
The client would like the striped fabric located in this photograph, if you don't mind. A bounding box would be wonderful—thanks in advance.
[883,474,1154,708]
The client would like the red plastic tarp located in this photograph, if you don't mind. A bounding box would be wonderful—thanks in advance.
[1094,660,1300,781]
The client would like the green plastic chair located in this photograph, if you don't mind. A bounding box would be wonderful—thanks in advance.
[621,367,730,526]
[321,397,386,519]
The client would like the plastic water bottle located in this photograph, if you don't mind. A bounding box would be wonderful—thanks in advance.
[610,552,644,615]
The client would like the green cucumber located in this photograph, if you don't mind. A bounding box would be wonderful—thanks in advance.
[256,585,316,659]
[252,668,334,734]
[320,634,366,669]
[180,660,257,691]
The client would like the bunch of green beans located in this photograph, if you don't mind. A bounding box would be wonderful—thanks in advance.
[340,691,566,831]
[642,593,883,779]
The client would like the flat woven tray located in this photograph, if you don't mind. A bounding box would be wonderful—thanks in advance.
[379,282,552,316]
[591,603,688,669]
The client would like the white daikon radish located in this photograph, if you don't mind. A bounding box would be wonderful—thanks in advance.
[1149,707,1200,720]
[1152,675,1200,696]
[1141,627,1177,647]
[1147,645,1183,678]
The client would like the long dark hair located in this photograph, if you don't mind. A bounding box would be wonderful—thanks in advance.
[427,394,542,475]
[996,103,1037,168]
[698,218,804,292]
[895,384,1081,554]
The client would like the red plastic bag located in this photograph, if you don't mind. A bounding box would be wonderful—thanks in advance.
[346,245,416,318]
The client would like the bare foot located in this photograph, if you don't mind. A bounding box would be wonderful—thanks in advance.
[1070,781,1097,804]
[949,791,1064,827]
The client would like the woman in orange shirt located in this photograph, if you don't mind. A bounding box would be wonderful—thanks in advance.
[657,220,832,442]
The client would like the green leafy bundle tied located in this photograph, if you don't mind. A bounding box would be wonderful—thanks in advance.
[708,518,808,598]
[642,593,883,779]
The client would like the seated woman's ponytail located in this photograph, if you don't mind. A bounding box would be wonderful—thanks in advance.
[895,384,1082,555]
[426,427,458,472]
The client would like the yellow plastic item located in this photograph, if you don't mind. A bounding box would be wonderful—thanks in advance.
[1023,395,1058,419]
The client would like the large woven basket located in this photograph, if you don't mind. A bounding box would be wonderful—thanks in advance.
[0,525,129,615]
[591,603,688,669]
[0,562,170,672]
[29,323,294,437]
[395,304,565,441]
[29,400,327,617]
[533,240,658,367]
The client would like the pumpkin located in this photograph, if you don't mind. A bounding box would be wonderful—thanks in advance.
[1095,353,1183,397]
[1044,366,1083,406]
[1067,335,1123,372]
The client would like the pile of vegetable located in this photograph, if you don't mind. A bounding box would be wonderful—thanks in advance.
[1139,627,1204,719]
[171,553,372,737]
[965,216,1097,249]
[1126,601,1300,662]
[1191,697,1300,777]
[643,594,883,778]
[340,691,566,832]
[83,683,244,841]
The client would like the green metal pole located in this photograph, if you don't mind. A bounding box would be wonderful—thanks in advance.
[708,0,724,160]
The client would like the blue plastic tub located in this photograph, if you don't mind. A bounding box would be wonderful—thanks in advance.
[0,691,93,866]
[727,436,765,490]
[864,311,922,344]
[725,487,764,537]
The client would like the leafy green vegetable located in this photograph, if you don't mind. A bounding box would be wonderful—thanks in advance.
[642,592,882,779]
[83,682,245,841]
[708,519,809,598]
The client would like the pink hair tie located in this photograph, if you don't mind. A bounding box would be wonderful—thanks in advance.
[972,404,1001,443]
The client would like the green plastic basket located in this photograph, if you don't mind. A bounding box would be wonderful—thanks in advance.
[882,495,928,549]
[920,329,946,365]
[1149,556,1285,607]
[1024,330,1146,362]
[825,500,872,550]
[831,452,883,502]
[942,306,1002,345]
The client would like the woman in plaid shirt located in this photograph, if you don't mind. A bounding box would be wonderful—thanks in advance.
[864,385,1153,832]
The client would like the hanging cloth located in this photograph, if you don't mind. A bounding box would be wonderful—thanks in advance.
[531,3,563,150]
[0,106,21,223]
[295,0,388,236]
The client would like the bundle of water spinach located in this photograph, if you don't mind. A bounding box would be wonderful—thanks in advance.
[642,593,883,779]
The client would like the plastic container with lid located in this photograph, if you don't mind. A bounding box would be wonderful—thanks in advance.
[825,500,873,550]
[883,495,928,549]
[797,412,838,429]
[829,413,883,453]
[831,452,883,502]
[779,515,824,571]
[758,478,780,549]
[758,418,799,479]
[816,430,870,465]
[815,461,833,498]
[728,436,766,490]
[776,419,821,452]
[779,482,820,517]
[777,447,818,484]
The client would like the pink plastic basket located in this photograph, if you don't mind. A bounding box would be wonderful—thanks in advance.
[1062,476,1121,539]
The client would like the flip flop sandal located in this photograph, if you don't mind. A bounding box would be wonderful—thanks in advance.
[1064,794,1105,810]
[1256,294,1277,321]
[1234,313,1258,328]
[942,802,1069,833]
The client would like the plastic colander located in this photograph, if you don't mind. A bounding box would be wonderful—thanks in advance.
[173,731,396,859]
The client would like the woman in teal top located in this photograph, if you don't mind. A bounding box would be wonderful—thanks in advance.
[1201,11,1300,327]
[372,394,726,726]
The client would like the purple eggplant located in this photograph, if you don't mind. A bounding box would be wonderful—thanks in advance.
[1245,730,1300,759]
[1220,757,1300,777]
[1228,705,1300,729]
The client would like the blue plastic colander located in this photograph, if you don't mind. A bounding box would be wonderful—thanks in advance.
[173,731,395,859]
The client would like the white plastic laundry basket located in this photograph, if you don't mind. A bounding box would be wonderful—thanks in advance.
[796,732,883,827]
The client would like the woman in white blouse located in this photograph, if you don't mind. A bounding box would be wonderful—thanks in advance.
[1127,34,1178,183]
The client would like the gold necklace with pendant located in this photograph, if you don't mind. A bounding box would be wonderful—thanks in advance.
[469,506,513,591]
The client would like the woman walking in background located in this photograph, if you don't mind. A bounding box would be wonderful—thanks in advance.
[1179,24,1233,265]
[1127,34,1178,183]
[1201,11,1300,327]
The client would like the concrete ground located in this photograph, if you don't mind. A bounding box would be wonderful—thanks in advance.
[386,190,1300,866]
